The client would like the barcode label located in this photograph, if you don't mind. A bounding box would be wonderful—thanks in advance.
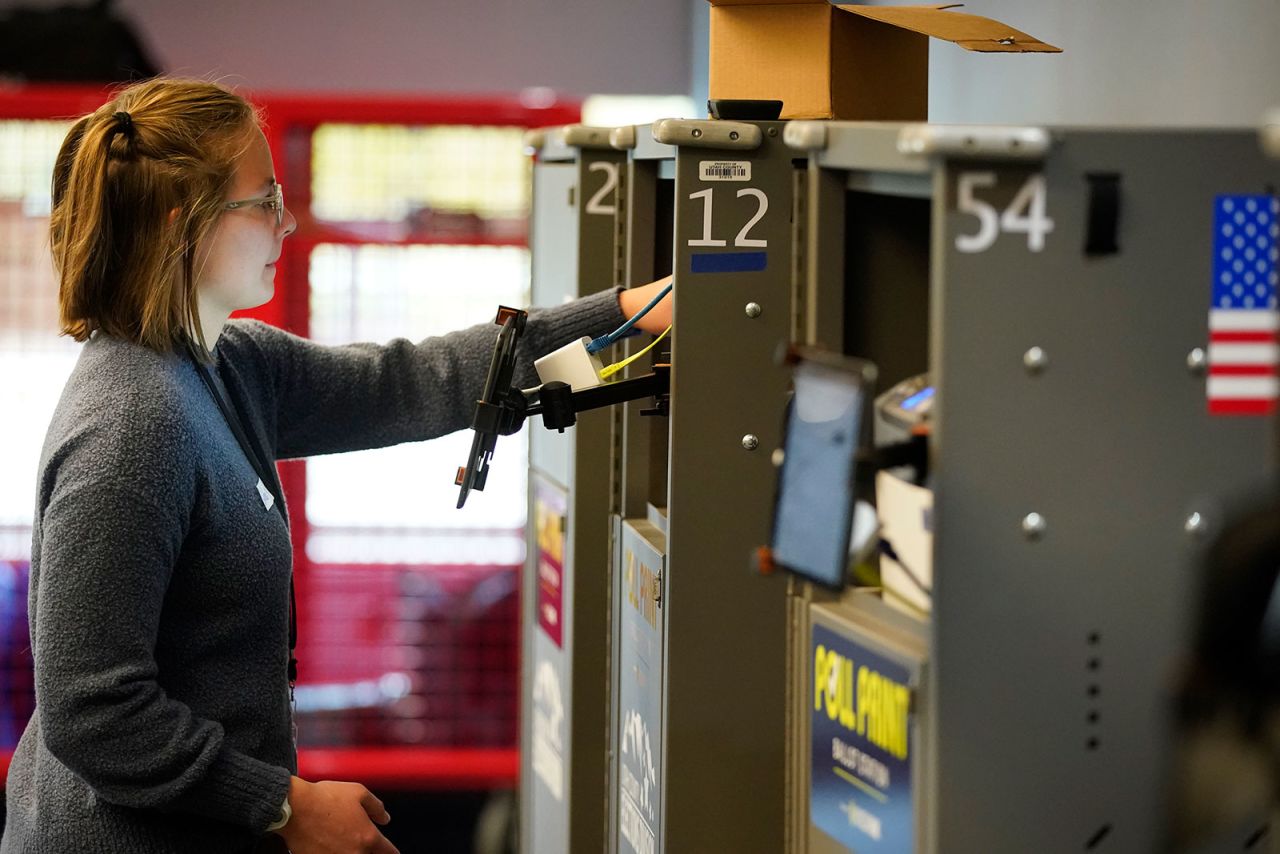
[700,160,751,182]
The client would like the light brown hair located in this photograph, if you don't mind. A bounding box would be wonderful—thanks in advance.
[50,78,260,354]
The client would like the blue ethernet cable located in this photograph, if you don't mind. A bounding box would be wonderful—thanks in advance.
[586,282,673,354]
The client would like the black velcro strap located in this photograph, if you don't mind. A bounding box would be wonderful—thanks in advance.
[1084,172,1122,257]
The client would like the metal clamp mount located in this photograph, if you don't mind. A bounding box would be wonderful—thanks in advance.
[455,306,671,508]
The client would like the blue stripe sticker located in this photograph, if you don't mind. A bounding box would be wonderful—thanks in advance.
[690,251,767,274]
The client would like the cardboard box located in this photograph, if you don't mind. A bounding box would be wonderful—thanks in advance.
[708,2,1060,121]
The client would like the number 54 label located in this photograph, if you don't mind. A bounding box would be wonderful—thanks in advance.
[955,172,1054,253]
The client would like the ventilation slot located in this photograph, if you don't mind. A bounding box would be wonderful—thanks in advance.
[1086,630,1102,751]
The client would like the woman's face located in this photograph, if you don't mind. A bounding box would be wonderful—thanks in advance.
[196,125,296,319]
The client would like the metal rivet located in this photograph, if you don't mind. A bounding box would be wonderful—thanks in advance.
[1022,512,1047,540]
[1186,347,1208,375]
[1023,346,1048,375]
[729,131,739,141]
[1185,512,1206,536]
[768,127,779,137]
[742,434,760,451]
[745,302,762,319]
[691,128,702,138]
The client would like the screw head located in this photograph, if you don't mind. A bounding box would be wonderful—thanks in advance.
[1022,512,1047,540]
[745,302,762,319]
[768,127,779,137]
[742,434,760,451]
[691,128,702,138]
[1186,347,1208,375]
[1023,346,1049,375]
[729,131,739,141]
[1185,512,1207,536]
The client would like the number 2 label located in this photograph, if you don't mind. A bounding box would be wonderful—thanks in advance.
[585,161,619,216]
[955,172,1054,253]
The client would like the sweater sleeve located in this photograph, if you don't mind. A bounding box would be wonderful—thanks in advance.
[33,420,290,831]
[224,286,628,460]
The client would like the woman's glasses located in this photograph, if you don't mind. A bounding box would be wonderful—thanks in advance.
[224,183,284,228]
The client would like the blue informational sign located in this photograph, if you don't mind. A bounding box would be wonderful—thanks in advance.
[811,623,915,853]
[616,525,664,854]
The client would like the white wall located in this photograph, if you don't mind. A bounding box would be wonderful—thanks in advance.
[3,0,694,97]
[8,1,1280,126]
[686,1,1280,127]
[906,0,1280,127]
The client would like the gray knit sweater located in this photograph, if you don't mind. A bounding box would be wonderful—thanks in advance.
[1,289,625,853]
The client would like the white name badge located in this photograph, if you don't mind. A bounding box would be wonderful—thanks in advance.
[256,478,275,511]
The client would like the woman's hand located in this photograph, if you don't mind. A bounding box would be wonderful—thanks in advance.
[618,276,673,334]
[276,776,399,854]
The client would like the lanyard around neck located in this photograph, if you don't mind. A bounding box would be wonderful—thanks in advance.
[184,339,298,685]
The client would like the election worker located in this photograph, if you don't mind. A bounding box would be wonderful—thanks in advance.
[1,77,670,854]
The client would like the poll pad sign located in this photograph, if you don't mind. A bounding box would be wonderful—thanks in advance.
[530,477,568,823]
[616,522,664,854]
[811,623,916,853]
[534,484,566,649]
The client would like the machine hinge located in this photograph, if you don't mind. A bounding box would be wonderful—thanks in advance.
[897,123,1052,161]
[522,128,546,155]
[559,124,619,150]
[783,120,828,153]
[610,124,637,151]
[652,118,763,150]
[1261,109,1280,159]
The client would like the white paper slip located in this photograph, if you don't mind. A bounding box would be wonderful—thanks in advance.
[256,478,274,511]
[876,470,933,614]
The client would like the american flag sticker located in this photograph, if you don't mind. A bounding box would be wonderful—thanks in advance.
[1208,194,1279,415]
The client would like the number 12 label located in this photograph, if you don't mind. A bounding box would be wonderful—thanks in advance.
[687,187,769,248]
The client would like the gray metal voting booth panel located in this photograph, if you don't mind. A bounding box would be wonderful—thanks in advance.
[607,119,798,854]
[787,121,1279,853]
[522,127,626,854]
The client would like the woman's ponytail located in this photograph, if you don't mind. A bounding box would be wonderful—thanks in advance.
[50,78,257,352]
